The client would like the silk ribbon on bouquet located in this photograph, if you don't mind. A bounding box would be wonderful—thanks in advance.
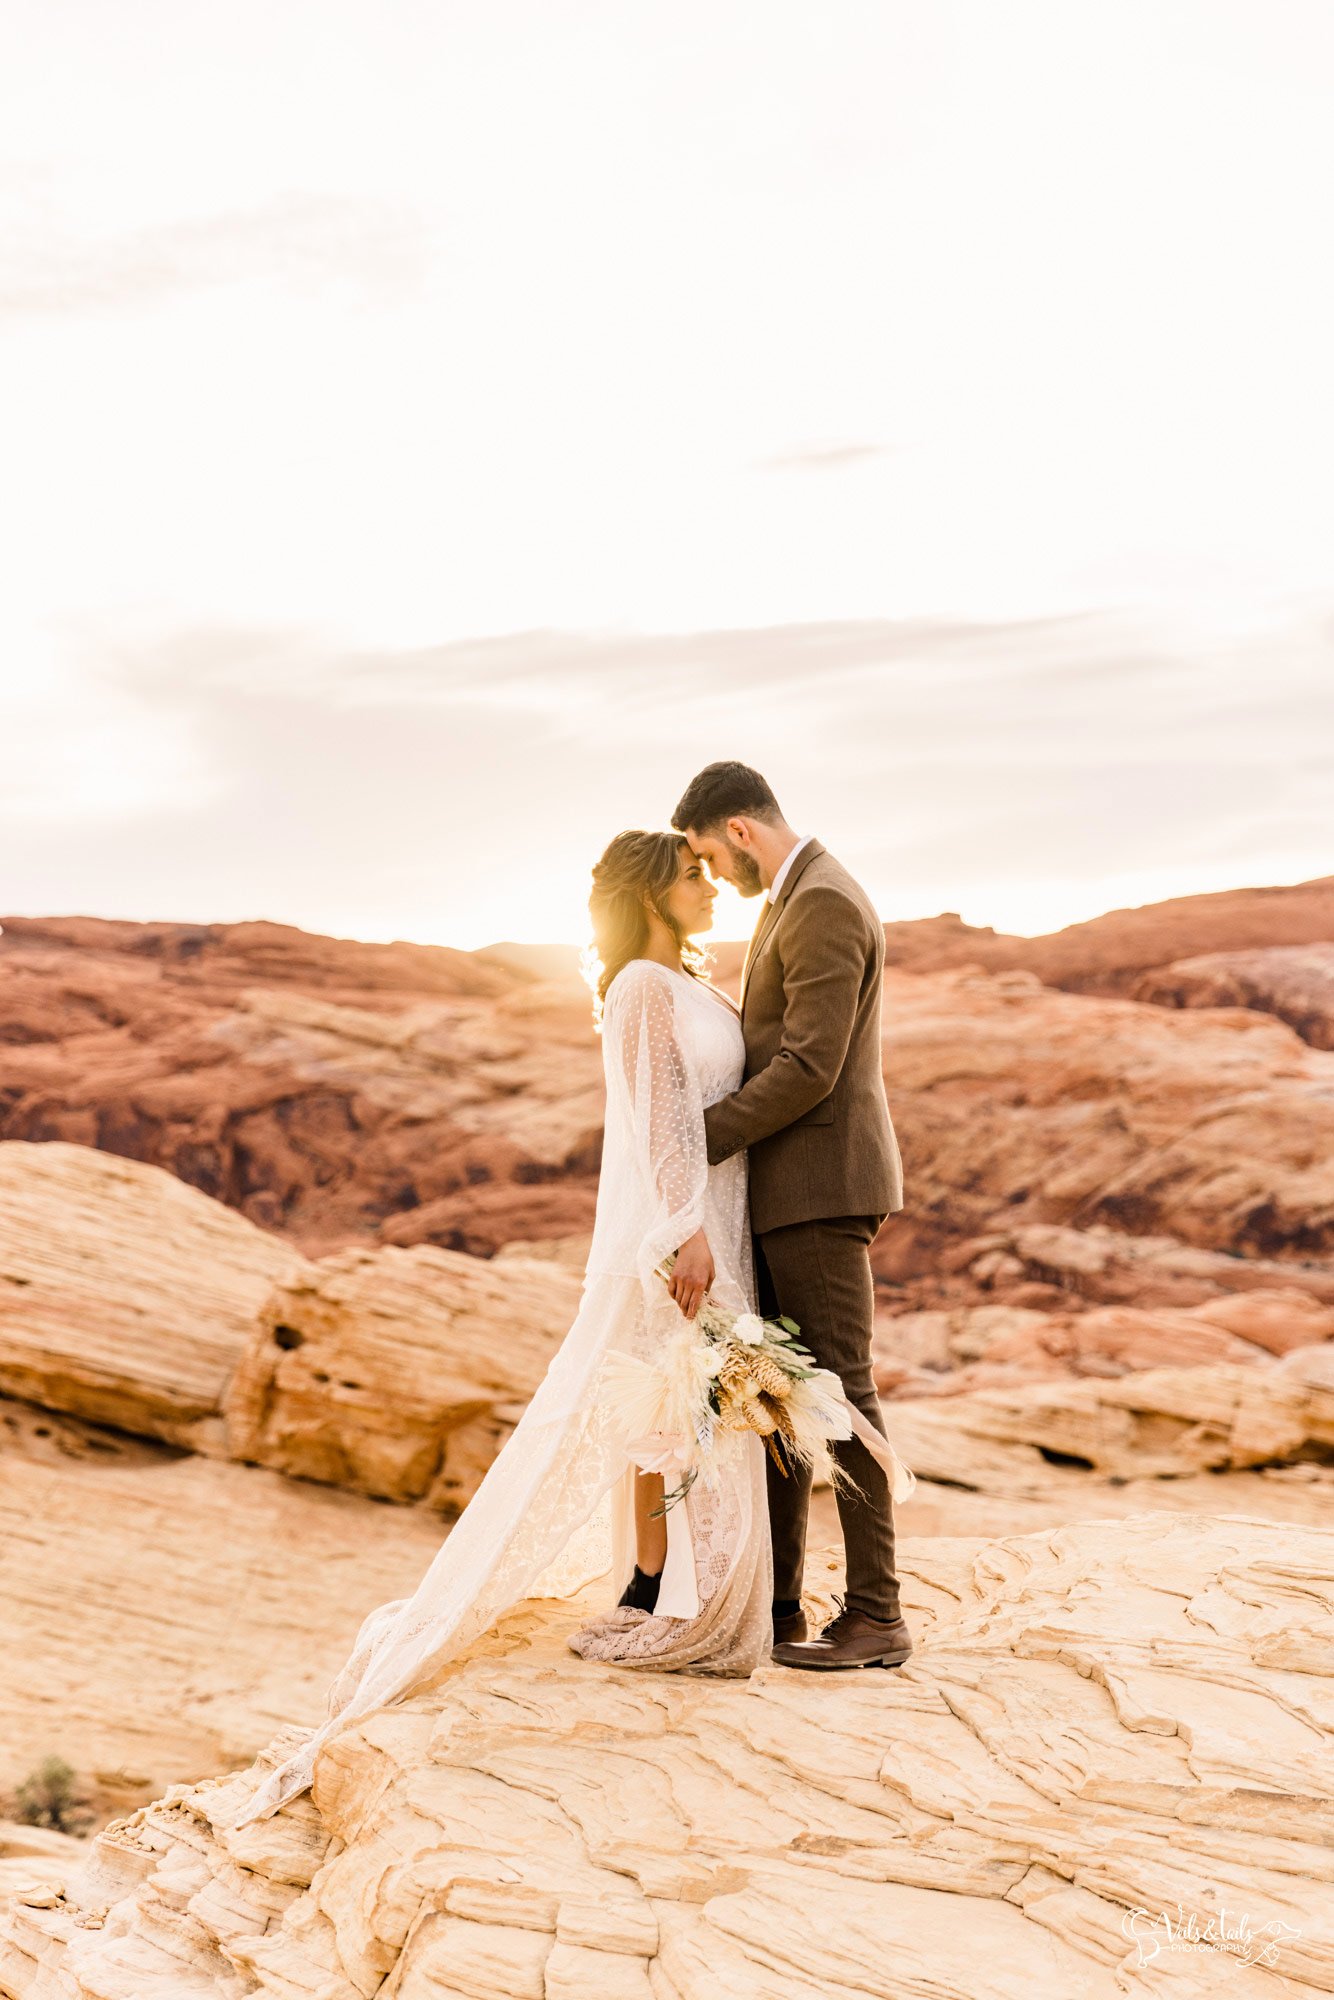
[839,1402,916,1504]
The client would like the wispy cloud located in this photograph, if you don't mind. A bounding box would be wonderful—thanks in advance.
[4,603,1326,949]
[0,190,433,318]
[112,611,1135,717]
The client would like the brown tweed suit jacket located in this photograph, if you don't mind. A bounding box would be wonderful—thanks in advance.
[702,840,904,1235]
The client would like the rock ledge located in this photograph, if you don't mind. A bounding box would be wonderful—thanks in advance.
[2,1512,1331,1998]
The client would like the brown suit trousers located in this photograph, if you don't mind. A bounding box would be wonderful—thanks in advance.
[755,1212,900,1620]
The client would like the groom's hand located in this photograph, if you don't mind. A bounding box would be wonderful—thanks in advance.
[670,1229,714,1319]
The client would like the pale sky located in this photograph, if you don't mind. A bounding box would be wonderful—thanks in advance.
[2,0,1331,948]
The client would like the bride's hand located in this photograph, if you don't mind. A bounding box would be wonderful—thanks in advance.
[670,1229,714,1320]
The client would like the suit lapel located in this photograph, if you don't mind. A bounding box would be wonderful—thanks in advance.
[739,839,826,1012]
[739,900,780,1006]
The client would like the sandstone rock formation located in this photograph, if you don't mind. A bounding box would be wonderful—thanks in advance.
[0,1834,85,1909]
[3,1134,1327,1845]
[0,1140,583,1829]
[873,1284,1334,1396]
[888,1338,1334,1485]
[0,1391,449,1811]
[0,1141,575,1509]
[0,1140,304,1452]
[875,963,1334,1277]
[879,870,1334,997]
[862,1341,1334,1541]
[1133,942,1334,1050]
[4,1333,1327,1845]
[2,1513,1329,1998]
[6,879,1334,1278]
[224,1243,581,1508]
[939,1219,1334,1314]
[0,916,603,1260]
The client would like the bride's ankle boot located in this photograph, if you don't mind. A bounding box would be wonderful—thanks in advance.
[618,1564,662,1612]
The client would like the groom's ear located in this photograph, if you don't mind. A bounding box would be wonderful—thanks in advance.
[726,815,754,849]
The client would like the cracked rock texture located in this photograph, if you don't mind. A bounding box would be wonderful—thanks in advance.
[1,1513,1330,1999]
[1,1135,1331,1831]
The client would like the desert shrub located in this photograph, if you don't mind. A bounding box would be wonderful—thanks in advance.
[13,1755,94,1834]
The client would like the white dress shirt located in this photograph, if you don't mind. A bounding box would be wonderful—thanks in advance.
[766,834,813,904]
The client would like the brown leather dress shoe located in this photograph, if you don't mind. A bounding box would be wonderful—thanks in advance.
[771,1607,808,1648]
[771,1597,912,1670]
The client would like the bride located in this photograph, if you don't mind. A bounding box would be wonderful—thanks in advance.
[232,828,772,1826]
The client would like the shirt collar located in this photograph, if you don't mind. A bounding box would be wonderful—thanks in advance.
[765,834,812,904]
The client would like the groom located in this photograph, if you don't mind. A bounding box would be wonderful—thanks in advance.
[672,761,910,1669]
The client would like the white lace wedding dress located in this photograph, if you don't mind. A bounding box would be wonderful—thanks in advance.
[232,957,771,1827]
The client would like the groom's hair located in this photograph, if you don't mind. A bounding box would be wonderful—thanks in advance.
[671,761,783,835]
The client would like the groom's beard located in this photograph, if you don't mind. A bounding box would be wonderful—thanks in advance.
[727,846,765,897]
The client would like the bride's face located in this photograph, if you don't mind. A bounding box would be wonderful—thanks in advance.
[662,844,718,936]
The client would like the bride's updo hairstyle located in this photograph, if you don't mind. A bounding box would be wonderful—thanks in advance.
[584,829,709,1028]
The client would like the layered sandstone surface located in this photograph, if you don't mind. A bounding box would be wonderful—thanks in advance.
[3,890,1333,1942]
[1132,941,1334,1050]
[3,1357,1328,1848]
[877,870,1334,995]
[224,1241,581,1508]
[0,1393,449,1811]
[2,1513,1329,1999]
[862,1340,1334,1541]
[5,878,1334,1277]
[886,1338,1334,1490]
[0,1141,305,1451]
[0,1142,585,1819]
[2,1132,1329,1858]
[0,1140,576,1507]
[0,916,602,1260]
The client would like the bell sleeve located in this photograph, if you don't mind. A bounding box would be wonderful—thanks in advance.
[602,962,711,1293]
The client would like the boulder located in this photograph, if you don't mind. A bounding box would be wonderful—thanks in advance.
[0,1142,306,1451]
[223,1244,582,1508]
[0,1141,580,1509]
[887,1340,1334,1486]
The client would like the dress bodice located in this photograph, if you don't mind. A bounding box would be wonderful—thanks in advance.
[661,967,747,1106]
[584,960,751,1307]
